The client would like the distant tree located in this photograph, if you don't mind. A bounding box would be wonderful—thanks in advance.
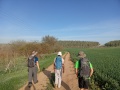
[42,35,58,46]
[58,40,99,48]
[105,40,120,47]
[41,35,62,53]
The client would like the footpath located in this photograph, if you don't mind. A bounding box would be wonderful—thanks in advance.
[19,52,79,90]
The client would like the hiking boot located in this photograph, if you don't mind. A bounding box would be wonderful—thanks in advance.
[34,80,38,84]
[55,84,57,88]
[28,82,32,88]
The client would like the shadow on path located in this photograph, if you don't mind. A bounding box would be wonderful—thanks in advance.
[43,69,55,88]
[43,69,71,90]
[61,81,71,90]
[24,83,36,90]
[43,69,51,79]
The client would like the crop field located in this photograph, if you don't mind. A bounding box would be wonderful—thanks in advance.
[66,47,120,90]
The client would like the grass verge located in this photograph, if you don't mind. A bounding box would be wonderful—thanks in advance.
[0,54,56,90]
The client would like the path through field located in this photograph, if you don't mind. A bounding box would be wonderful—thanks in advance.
[19,52,79,90]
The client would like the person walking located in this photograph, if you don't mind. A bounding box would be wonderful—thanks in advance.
[27,51,40,87]
[75,51,93,90]
[54,51,64,88]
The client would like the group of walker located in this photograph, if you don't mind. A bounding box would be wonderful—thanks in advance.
[27,51,93,90]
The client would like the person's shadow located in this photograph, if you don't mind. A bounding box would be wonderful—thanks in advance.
[61,81,71,90]
[24,83,36,90]
[43,69,71,90]
[43,69,51,78]
[43,69,54,87]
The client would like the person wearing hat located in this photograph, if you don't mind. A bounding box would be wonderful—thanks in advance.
[53,51,64,88]
[75,51,93,90]
[28,51,40,87]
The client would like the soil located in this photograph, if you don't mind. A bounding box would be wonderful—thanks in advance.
[19,52,80,90]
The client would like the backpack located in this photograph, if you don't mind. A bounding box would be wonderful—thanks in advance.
[79,58,90,79]
[28,56,35,67]
[55,56,62,69]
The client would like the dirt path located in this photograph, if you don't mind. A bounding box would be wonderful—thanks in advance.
[19,52,79,90]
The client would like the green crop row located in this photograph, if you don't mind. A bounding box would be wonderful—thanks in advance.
[66,47,120,90]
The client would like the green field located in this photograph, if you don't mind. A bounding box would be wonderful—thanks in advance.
[0,47,120,90]
[66,47,120,90]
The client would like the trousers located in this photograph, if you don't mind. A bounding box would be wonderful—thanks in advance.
[55,69,62,88]
[28,65,38,83]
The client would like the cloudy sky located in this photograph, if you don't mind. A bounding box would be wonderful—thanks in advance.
[0,0,120,45]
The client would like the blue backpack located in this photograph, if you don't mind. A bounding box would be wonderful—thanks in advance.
[55,56,62,69]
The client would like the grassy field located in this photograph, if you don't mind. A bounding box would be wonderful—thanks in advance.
[0,53,56,90]
[65,47,120,90]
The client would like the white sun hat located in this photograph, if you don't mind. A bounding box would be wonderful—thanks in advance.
[57,51,62,56]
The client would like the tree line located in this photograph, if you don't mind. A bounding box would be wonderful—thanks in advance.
[58,40,100,48]
[105,40,120,47]
[1,35,119,62]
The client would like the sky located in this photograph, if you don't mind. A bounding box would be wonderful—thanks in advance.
[0,0,120,45]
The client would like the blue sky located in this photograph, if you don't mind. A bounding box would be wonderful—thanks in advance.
[0,0,120,45]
